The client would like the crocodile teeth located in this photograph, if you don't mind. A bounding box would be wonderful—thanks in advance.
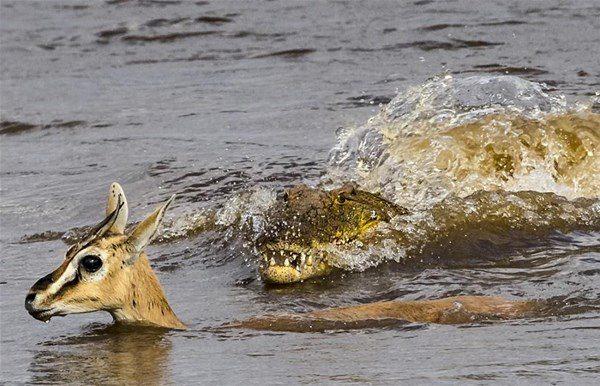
[306,255,313,266]
[270,258,276,267]
[284,258,290,267]
[300,253,306,266]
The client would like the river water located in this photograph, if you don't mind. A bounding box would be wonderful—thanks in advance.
[1,0,600,384]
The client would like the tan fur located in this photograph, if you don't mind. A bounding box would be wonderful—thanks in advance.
[309,296,535,323]
[232,296,542,332]
[108,250,185,329]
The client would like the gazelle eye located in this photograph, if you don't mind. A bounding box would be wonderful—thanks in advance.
[80,255,102,273]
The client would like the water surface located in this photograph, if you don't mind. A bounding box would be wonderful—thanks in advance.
[1,0,600,384]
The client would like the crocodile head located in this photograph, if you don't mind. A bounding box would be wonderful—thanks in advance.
[257,183,407,284]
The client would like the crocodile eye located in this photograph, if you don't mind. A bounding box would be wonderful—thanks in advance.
[80,255,102,273]
[337,195,346,203]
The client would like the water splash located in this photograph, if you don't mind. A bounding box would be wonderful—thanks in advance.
[326,75,598,212]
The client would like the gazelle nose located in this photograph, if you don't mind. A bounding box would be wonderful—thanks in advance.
[25,293,36,310]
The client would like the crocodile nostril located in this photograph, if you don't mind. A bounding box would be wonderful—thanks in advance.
[25,293,36,304]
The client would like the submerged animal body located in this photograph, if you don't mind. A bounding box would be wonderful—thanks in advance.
[231,296,543,332]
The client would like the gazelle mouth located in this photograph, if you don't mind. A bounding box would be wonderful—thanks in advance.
[28,308,55,322]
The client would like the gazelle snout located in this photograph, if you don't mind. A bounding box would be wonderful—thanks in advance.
[25,293,51,322]
[24,293,36,311]
[24,292,47,321]
[25,270,61,321]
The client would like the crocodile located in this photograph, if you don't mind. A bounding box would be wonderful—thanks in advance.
[256,182,407,283]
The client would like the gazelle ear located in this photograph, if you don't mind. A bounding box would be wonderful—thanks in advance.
[78,201,125,248]
[106,182,128,234]
[128,195,175,256]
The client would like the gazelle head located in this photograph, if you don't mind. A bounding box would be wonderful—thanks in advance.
[25,183,185,329]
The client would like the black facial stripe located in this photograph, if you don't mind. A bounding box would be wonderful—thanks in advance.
[52,275,80,300]
[66,242,91,261]
[31,273,54,292]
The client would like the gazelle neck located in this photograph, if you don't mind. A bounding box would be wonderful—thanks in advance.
[110,253,186,330]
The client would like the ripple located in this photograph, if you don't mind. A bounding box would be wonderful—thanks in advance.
[0,120,88,135]
[251,48,316,59]
[121,30,218,43]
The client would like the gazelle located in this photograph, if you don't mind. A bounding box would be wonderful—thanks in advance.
[25,183,186,329]
[26,183,540,332]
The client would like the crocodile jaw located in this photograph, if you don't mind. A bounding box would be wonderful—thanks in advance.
[259,259,333,284]
[258,243,335,283]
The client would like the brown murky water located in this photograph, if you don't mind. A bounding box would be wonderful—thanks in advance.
[1,1,600,384]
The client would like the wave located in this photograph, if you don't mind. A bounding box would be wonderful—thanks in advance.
[327,75,598,209]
